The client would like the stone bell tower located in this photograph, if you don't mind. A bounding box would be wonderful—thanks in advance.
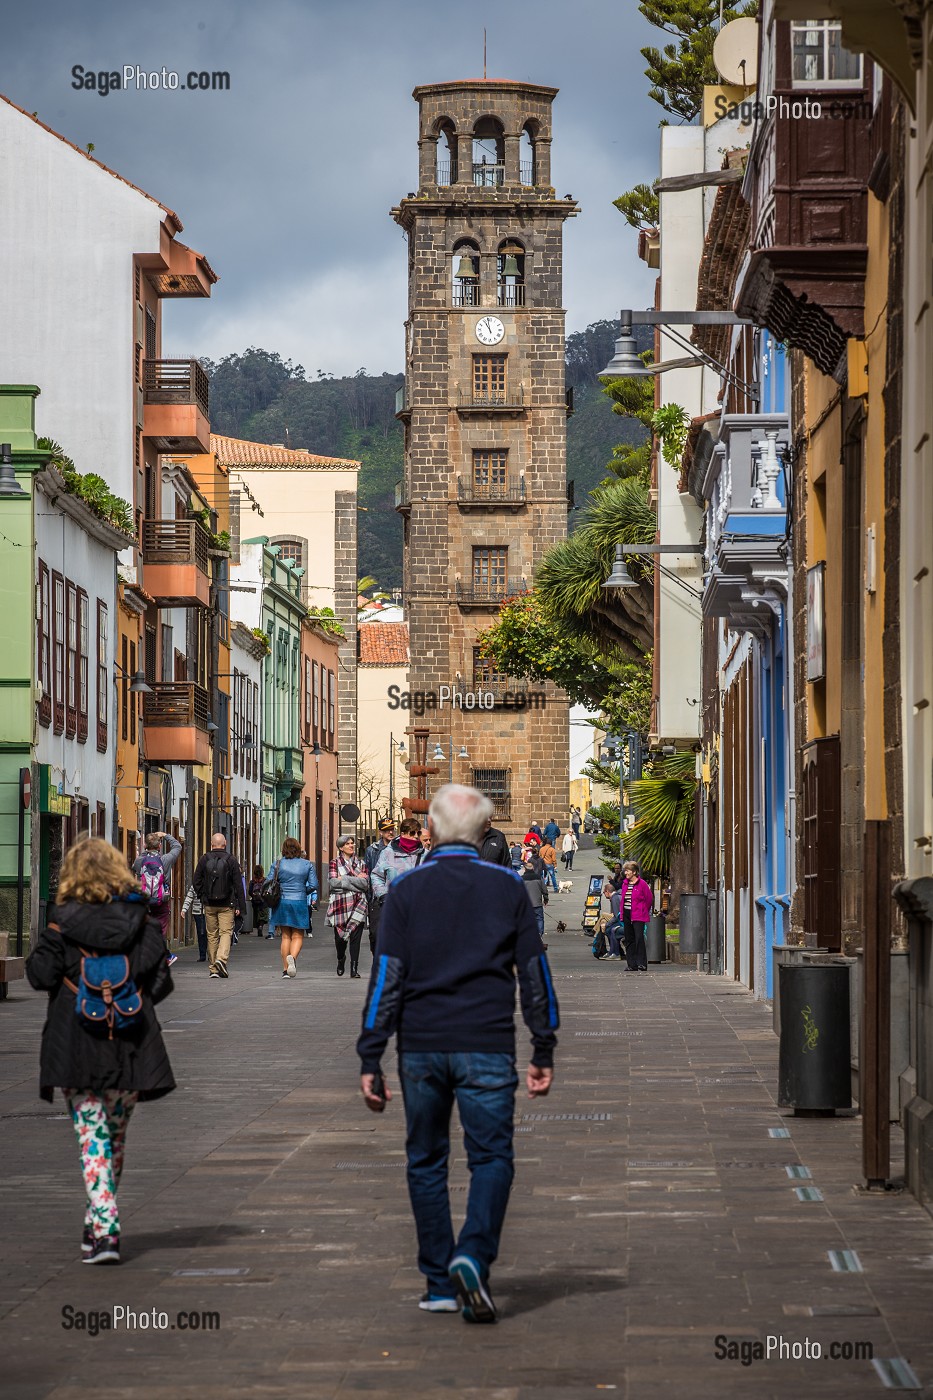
[393,80,577,834]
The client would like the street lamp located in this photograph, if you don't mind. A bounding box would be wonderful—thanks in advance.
[389,734,406,821]
[114,662,152,694]
[602,544,640,591]
[599,309,759,399]
[432,742,470,783]
[0,443,26,498]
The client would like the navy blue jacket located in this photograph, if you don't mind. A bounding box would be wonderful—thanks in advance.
[357,843,559,1073]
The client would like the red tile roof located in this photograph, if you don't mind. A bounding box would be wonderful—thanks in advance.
[359,623,409,667]
[211,435,360,470]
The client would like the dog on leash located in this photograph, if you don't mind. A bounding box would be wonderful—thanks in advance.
[557,879,573,894]
[556,920,567,934]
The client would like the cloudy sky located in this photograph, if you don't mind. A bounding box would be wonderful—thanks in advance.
[6,0,663,376]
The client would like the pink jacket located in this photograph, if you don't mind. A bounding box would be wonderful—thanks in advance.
[622,877,653,923]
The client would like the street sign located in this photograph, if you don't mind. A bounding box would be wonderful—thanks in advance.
[20,769,30,810]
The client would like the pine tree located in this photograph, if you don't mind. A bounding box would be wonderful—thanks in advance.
[639,1,759,123]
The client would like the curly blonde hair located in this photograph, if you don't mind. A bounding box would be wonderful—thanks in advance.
[56,838,139,905]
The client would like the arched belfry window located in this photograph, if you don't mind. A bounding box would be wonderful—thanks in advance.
[472,117,504,187]
[436,120,456,185]
[452,239,480,307]
[497,241,525,308]
[519,124,536,185]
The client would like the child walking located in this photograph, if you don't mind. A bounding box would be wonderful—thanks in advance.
[26,838,175,1264]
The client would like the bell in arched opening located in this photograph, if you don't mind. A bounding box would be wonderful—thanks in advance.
[452,241,481,307]
[497,242,526,308]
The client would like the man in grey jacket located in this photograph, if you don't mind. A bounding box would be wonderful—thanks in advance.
[132,831,182,947]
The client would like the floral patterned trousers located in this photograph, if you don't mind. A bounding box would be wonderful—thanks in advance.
[63,1089,139,1240]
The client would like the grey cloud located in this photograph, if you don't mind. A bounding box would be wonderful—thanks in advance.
[7,0,664,375]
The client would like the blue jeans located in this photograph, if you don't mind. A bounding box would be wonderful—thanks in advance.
[399,1051,518,1295]
[534,905,545,941]
[543,864,559,891]
[193,913,207,960]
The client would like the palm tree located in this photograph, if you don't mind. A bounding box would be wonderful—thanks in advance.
[535,476,655,659]
[624,751,696,879]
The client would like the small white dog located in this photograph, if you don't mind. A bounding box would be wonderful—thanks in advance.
[557,879,573,894]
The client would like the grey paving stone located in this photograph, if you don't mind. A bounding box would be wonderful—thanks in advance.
[1,844,932,1397]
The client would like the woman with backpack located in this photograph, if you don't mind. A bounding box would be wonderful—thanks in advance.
[25,838,175,1265]
[266,836,318,978]
[248,864,268,937]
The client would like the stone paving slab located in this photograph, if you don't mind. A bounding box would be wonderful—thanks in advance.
[1,850,932,1398]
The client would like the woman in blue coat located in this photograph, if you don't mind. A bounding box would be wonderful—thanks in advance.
[267,836,318,978]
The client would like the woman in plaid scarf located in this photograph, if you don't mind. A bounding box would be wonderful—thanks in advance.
[326,834,370,979]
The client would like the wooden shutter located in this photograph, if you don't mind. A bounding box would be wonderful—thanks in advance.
[77,588,89,743]
[96,601,108,752]
[66,581,78,737]
[37,562,51,727]
[52,571,65,734]
[801,736,841,951]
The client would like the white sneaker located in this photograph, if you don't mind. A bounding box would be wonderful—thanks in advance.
[286,954,297,978]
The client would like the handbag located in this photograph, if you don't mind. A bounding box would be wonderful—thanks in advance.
[261,862,282,911]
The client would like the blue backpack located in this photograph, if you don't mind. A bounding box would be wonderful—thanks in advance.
[65,948,143,1039]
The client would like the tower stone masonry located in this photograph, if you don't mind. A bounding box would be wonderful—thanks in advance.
[392,79,577,834]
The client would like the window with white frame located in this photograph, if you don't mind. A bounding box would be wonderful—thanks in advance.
[791,20,862,87]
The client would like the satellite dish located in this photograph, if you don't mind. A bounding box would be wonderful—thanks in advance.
[339,802,361,822]
[713,17,759,87]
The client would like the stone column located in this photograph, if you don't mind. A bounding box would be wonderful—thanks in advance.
[534,137,552,187]
[503,132,521,184]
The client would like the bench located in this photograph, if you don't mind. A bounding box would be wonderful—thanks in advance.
[0,958,24,1000]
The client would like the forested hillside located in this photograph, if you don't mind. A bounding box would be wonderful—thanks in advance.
[202,319,651,590]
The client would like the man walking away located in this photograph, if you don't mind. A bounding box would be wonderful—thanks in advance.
[357,784,559,1323]
[192,833,243,979]
[478,816,511,867]
[132,831,182,954]
[542,818,560,846]
[520,848,549,945]
[365,819,395,954]
[539,838,559,892]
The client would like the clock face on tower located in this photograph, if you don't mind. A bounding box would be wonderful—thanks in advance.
[475,316,505,346]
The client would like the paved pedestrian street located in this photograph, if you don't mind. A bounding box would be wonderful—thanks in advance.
[2,856,932,1399]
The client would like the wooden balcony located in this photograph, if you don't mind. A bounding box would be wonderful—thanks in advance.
[141,519,211,606]
[142,682,211,765]
[142,359,211,452]
[735,20,874,377]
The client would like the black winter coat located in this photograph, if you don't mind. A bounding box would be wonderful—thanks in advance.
[26,896,176,1103]
[479,826,512,867]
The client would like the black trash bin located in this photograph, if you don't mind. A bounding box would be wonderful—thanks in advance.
[679,894,707,955]
[777,962,851,1115]
[646,913,666,964]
